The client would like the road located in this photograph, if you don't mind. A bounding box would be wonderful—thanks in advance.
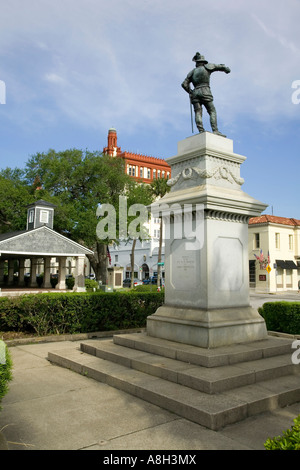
[250,290,299,310]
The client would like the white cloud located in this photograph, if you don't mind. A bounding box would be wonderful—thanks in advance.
[1,0,300,135]
[44,73,66,84]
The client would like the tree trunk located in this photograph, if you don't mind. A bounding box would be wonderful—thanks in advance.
[87,242,108,284]
[130,238,137,288]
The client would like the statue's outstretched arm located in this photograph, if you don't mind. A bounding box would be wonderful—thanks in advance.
[207,63,231,74]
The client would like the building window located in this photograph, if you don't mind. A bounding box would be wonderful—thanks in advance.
[40,210,49,224]
[29,209,34,223]
[162,171,165,178]
[115,255,118,263]
[254,233,260,249]
[147,168,151,179]
[140,167,143,178]
[158,170,161,178]
[132,166,135,177]
[167,172,170,179]
[275,233,280,249]
[289,235,293,250]
[153,169,156,179]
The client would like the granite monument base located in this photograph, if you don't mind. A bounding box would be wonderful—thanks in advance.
[147,305,267,349]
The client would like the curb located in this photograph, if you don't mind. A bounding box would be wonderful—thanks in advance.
[3,328,146,347]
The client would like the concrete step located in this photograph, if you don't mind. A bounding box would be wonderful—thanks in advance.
[113,332,294,367]
[79,338,298,394]
[48,345,300,431]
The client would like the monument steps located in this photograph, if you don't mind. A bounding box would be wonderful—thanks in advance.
[79,336,297,395]
[48,333,300,431]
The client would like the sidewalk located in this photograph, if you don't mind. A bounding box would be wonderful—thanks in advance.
[0,338,300,451]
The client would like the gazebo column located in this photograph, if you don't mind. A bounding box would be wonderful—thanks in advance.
[18,258,26,287]
[56,256,67,290]
[0,260,5,285]
[29,258,38,287]
[7,259,15,286]
[74,255,86,292]
[43,257,52,288]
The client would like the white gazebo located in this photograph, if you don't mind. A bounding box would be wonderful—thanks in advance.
[0,200,93,292]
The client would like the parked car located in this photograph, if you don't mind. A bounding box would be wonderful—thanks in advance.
[123,278,143,288]
[143,276,165,287]
[85,273,96,279]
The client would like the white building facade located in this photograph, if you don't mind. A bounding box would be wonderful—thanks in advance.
[109,215,165,281]
[248,215,300,292]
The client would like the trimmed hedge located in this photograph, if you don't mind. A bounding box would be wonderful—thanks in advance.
[0,341,12,411]
[259,301,300,335]
[0,291,164,337]
[264,415,300,450]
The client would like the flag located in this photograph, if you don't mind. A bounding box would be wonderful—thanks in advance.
[107,246,111,265]
[259,249,264,262]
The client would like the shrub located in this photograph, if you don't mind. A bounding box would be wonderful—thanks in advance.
[85,279,99,291]
[133,284,164,293]
[50,276,58,288]
[259,302,300,335]
[0,341,13,411]
[66,276,75,290]
[264,415,300,450]
[0,291,164,337]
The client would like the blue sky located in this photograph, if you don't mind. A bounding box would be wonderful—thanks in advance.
[0,0,299,218]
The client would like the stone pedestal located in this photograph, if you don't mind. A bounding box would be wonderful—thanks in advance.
[107,266,124,289]
[147,132,268,348]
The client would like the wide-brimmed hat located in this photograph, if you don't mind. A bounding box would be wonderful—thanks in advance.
[192,52,208,64]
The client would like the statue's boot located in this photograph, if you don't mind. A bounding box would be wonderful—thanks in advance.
[195,108,205,133]
[210,111,226,138]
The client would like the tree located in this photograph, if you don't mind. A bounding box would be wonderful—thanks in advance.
[149,178,170,289]
[124,181,155,288]
[25,149,131,283]
[0,169,34,233]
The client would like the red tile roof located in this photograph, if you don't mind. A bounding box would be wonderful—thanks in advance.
[249,215,300,226]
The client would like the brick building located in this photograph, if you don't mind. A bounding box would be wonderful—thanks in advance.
[103,128,171,182]
[102,128,171,283]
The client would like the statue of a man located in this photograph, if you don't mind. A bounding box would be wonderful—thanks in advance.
[181,52,230,137]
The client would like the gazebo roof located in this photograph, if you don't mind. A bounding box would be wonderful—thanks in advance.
[0,226,93,258]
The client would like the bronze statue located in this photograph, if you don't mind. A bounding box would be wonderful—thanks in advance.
[182,52,230,137]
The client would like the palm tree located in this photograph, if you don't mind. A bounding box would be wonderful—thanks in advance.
[149,178,170,289]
